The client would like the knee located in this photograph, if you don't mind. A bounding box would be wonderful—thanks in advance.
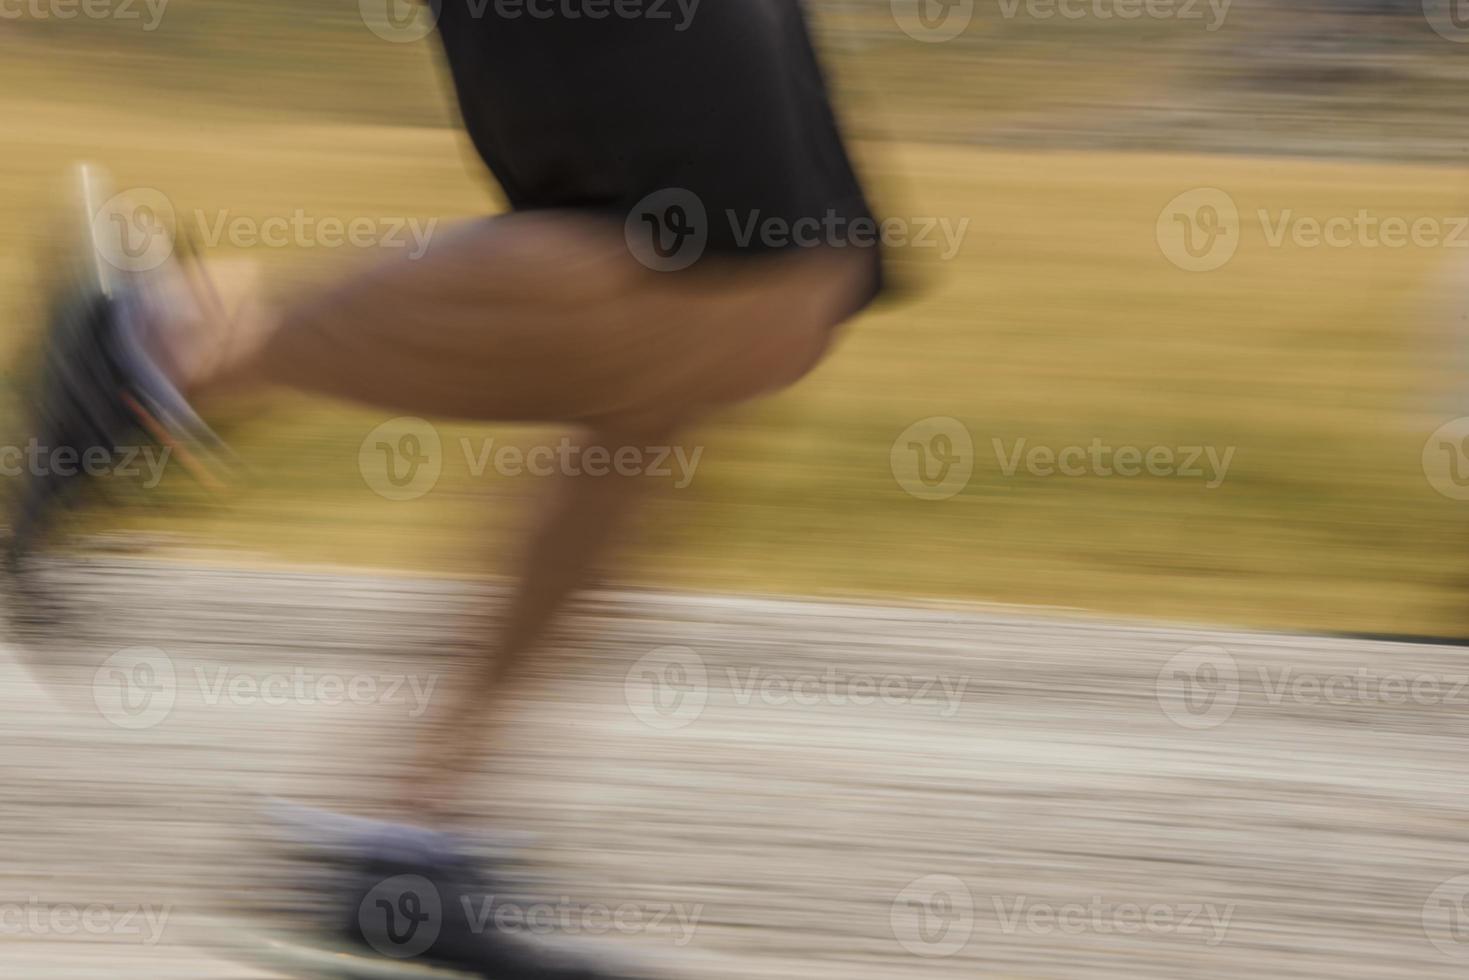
[740,249,876,393]
[594,248,875,431]
[744,316,837,398]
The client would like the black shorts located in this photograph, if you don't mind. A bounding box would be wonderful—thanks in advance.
[431,0,883,296]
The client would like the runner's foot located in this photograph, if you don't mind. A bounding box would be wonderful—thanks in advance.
[271,807,645,979]
[4,216,231,578]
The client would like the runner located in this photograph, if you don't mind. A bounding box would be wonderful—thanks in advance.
[7,2,884,973]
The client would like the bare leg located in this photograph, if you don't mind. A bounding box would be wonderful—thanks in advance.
[403,423,671,817]
[175,213,866,428]
[154,211,874,818]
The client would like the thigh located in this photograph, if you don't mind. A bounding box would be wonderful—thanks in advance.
[257,213,871,426]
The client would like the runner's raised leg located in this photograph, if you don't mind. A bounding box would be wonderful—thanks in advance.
[157,213,877,815]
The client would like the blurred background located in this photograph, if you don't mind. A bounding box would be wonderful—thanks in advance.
[8,5,1469,980]
[4,0,1469,635]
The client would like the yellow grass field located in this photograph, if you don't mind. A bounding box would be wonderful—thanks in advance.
[4,66,1469,637]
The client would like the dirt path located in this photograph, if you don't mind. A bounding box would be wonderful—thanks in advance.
[2,558,1468,978]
